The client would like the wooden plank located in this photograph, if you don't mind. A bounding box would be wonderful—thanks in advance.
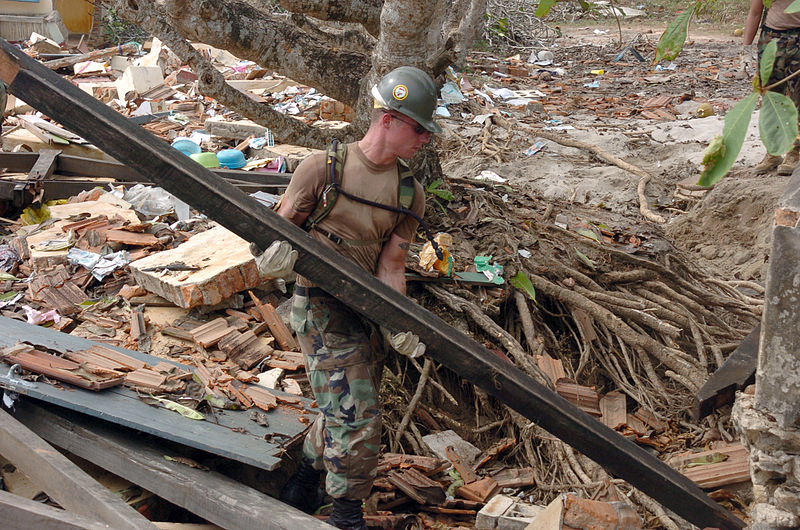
[600,391,627,429]
[14,401,332,530]
[0,489,111,530]
[0,407,157,529]
[249,290,298,351]
[0,317,312,472]
[694,323,758,421]
[28,148,61,181]
[0,39,743,530]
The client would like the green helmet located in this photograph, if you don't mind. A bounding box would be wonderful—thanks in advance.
[371,66,442,134]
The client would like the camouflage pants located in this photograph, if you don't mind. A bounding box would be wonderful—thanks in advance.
[759,26,800,109]
[290,291,384,501]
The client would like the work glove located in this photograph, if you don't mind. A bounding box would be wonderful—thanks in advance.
[382,327,426,358]
[249,240,298,279]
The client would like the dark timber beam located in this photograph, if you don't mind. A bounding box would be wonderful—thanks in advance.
[15,401,332,530]
[0,38,744,530]
[0,407,157,529]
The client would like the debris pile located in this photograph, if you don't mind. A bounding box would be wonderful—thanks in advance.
[0,23,764,530]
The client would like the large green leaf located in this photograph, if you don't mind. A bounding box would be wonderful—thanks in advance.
[760,91,798,155]
[536,0,557,18]
[698,92,758,186]
[761,40,777,87]
[653,7,694,64]
[509,271,536,302]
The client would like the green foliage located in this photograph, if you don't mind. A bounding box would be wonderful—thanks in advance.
[698,93,758,186]
[653,5,697,64]
[760,40,777,87]
[485,13,510,38]
[510,271,536,301]
[102,8,148,45]
[425,179,453,216]
[787,0,800,12]
[760,91,799,155]
[536,0,558,18]
[425,179,455,201]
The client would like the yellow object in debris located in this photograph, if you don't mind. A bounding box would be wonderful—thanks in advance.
[733,28,743,37]
[20,204,51,225]
[696,103,715,118]
[590,69,604,75]
[419,232,454,276]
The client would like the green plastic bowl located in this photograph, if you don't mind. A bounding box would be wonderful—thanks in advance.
[190,152,220,168]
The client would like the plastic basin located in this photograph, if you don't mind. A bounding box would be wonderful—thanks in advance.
[171,138,201,156]
[189,152,220,168]
[217,149,246,169]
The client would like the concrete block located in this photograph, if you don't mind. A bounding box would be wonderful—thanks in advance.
[204,116,270,140]
[477,494,543,530]
[129,225,264,308]
[251,143,323,172]
[115,66,165,101]
[110,55,134,72]
[421,429,481,467]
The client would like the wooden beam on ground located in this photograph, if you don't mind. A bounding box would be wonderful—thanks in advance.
[0,38,744,530]
[43,43,139,70]
[0,406,157,530]
[694,323,759,421]
[14,401,331,530]
[0,490,111,530]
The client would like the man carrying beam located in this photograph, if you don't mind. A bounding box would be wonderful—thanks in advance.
[250,66,441,530]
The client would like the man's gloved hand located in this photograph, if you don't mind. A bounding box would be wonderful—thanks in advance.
[249,240,298,279]
[382,327,426,358]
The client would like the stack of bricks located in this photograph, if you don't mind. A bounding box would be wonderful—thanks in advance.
[319,99,354,122]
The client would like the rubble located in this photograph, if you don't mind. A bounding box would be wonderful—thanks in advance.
[0,14,775,530]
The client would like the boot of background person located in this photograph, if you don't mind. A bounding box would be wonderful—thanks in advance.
[778,146,800,175]
[328,498,367,530]
[278,458,323,514]
[754,152,783,174]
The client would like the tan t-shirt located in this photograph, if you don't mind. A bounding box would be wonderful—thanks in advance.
[281,142,425,277]
[765,0,800,31]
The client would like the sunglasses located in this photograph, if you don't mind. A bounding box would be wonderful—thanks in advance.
[386,112,427,135]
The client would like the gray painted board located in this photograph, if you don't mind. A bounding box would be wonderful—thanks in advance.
[0,316,313,471]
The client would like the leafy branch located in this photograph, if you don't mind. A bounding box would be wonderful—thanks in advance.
[654,2,798,186]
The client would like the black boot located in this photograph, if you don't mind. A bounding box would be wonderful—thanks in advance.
[279,458,323,514]
[328,498,367,530]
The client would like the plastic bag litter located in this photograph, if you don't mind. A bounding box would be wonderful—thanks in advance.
[440,81,465,105]
[122,184,190,220]
[22,305,60,325]
[67,248,130,281]
[474,170,506,183]
[419,233,454,276]
[474,256,504,285]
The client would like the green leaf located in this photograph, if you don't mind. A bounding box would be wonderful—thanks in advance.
[654,7,695,64]
[576,228,600,242]
[698,92,759,186]
[760,40,777,87]
[536,0,557,17]
[0,272,19,281]
[786,0,800,12]
[0,291,20,301]
[759,91,799,155]
[574,248,595,269]
[149,394,205,420]
[509,271,536,302]
[578,0,594,9]
[431,188,455,201]
[701,135,726,166]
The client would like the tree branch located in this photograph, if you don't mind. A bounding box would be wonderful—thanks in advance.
[109,0,370,105]
[289,12,376,52]
[278,0,383,36]
[109,0,360,146]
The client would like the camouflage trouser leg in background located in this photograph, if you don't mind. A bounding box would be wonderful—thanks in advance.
[759,26,800,110]
[290,292,384,501]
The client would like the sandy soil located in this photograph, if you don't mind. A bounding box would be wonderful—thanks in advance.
[445,21,789,282]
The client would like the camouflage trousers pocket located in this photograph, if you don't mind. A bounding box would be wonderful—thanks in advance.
[290,294,328,336]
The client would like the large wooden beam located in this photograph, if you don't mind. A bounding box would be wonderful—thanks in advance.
[0,38,744,529]
[0,490,111,530]
[14,401,332,530]
[0,406,157,529]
